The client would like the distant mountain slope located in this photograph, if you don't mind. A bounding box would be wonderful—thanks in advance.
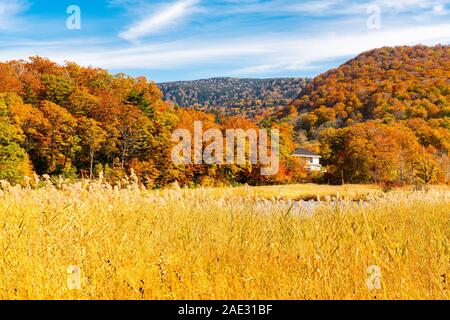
[275,45,450,139]
[159,77,309,118]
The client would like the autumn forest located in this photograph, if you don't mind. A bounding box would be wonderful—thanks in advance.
[0,45,449,187]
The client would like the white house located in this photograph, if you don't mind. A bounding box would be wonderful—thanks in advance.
[293,148,322,171]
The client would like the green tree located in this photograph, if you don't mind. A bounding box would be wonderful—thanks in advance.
[0,94,33,183]
[77,117,107,178]
[124,89,155,118]
[42,74,74,107]
[39,100,79,174]
[414,148,439,184]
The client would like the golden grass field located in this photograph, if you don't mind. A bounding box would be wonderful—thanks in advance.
[0,178,449,300]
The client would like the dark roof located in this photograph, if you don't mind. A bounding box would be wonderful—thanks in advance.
[293,148,321,157]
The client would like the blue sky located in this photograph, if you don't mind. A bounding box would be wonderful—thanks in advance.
[0,0,449,82]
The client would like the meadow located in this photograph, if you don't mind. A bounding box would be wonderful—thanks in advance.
[0,178,449,300]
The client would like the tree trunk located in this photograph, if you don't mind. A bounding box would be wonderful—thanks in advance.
[90,149,94,179]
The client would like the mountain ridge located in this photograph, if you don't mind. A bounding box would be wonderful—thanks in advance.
[158,77,310,118]
[274,45,449,145]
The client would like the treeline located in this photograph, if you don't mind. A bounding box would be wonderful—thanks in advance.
[275,45,450,185]
[320,121,449,185]
[0,57,308,187]
[159,77,309,119]
[1,45,448,188]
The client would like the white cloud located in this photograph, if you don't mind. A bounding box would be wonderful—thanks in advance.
[0,0,28,30]
[216,0,450,16]
[3,22,449,79]
[432,4,447,15]
[232,23,450,75]
[119,0,200,41]
[1,0,449,80]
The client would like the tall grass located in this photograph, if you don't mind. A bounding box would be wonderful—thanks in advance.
[0,179,448,300]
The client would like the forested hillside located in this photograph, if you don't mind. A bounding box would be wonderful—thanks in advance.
[0,45,448,187]
[275,45,450,184]
[0,57,302,186]
[159,77,309,118]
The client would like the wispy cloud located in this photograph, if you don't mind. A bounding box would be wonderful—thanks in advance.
[3,22,449,79]
[216,0,450,16]
[231,23,450,75]
[0,0,449,81]
[0,0,29,30]
[119,0,200,41]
